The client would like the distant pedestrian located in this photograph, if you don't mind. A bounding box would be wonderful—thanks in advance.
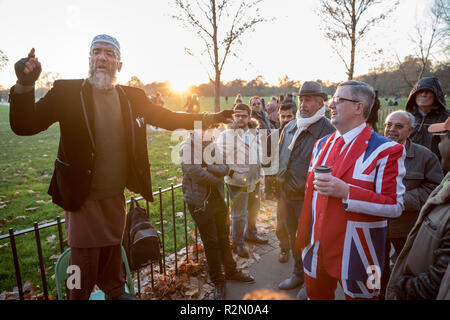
[367,90,380,132]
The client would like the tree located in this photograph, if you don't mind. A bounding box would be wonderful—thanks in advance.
[317,0,398,80]
[277,75,301,94]
[125,76,145,88]
[396,0,449,87]
[0,50,8,70]
[411,0,447,82]
[36,71,60,89]
[35,71,61,99]
[173,0,268,112]
[433,0,450,55]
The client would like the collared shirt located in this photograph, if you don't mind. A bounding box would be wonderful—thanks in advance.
[333,122,367,204]
[334,122,367,156]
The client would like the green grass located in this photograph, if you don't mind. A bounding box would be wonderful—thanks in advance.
[1,94,447,295]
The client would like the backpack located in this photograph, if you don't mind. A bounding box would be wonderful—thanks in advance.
[122,198,161,271]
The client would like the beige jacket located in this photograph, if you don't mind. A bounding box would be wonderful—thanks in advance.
[216,119,262,192]
[386,172,450,300]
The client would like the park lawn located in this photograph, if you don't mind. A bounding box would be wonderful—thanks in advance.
[0,95,242,294]
[0,96,223,294]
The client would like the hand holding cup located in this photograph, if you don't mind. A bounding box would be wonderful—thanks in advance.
[313,165,349,199]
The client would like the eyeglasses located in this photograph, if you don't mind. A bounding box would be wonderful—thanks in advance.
[252,103,261,106]
[329,96,360,105]
[233,114,249,119]
[384,123,406,130]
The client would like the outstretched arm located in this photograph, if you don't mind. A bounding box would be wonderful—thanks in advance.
[10,48,60,136]
[134,91,234,131]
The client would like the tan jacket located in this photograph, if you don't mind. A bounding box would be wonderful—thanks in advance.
[216,119,262,192]
[386,172,450,300]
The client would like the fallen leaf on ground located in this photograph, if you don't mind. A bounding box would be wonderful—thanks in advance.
[175,212,184,218]
[36,200,51,204]
[25,207,39,212]
[46,235,56,243]
[184,288,198,297]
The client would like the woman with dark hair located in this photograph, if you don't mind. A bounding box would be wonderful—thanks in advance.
[249,96,273,130]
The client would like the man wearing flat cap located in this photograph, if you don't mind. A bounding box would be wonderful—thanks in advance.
[387,117,450,300]
[9,34,233,300]
[276,81,334,298]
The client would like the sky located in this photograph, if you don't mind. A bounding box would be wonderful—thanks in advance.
[0,0,435,92]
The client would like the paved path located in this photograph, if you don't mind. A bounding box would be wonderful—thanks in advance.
[226,200,345,300]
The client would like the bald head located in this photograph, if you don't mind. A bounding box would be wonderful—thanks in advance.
[384,111,415,144]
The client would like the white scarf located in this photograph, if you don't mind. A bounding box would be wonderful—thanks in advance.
[288,106,326,151]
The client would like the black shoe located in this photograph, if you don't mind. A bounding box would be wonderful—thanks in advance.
[235,244,250,258]
[279,249,289,263]
[245,234,269,244]
[278,274,304,290]
[110,293,140,300]
[226,270,255,283]
[296,285,307,300]
[213,283,226,300]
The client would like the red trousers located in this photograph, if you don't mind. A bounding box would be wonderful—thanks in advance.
[304,246,379,300]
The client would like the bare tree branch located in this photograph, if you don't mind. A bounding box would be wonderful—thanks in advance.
[317,0,398,79]
[0,50,8,71]
[173,0,269,111]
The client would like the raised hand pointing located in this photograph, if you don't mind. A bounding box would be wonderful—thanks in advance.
[14,48,42,86]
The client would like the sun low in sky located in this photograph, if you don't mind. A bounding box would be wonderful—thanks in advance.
[0,0,433,89]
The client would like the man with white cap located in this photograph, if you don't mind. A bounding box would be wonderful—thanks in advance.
[9,34,233,300]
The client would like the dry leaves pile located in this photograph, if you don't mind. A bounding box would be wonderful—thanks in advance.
[0,281,50,300]
[0,200,278,301]
[137,200,277,300]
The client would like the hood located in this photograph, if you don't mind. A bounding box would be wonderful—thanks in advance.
[226,118,260,130]
[406,77,447,113]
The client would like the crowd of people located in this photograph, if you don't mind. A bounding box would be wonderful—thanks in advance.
[180,78,449,300]
[8,34,449,301]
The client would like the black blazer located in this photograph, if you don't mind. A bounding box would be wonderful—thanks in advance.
[9,79,208,211]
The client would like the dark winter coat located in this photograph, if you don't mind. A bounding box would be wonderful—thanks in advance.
[405,77,450,159]
[251,110,273,131]
[386,172,450,300]
[278,117,335,200]
[388,139,443,238]
[180,133,229,208]
[9,79,209,211]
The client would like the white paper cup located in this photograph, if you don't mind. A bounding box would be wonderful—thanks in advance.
[314,165,332,179]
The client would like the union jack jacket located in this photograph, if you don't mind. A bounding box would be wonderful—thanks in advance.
[296,124,406,282]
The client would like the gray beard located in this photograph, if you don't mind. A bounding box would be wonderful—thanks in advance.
[88,68,117,90]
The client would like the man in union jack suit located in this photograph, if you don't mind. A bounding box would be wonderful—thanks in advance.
[295,80,406,300]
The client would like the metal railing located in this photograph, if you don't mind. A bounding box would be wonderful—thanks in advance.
[0,183,216,300]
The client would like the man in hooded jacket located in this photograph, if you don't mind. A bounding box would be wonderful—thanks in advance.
[405,76,449,161]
